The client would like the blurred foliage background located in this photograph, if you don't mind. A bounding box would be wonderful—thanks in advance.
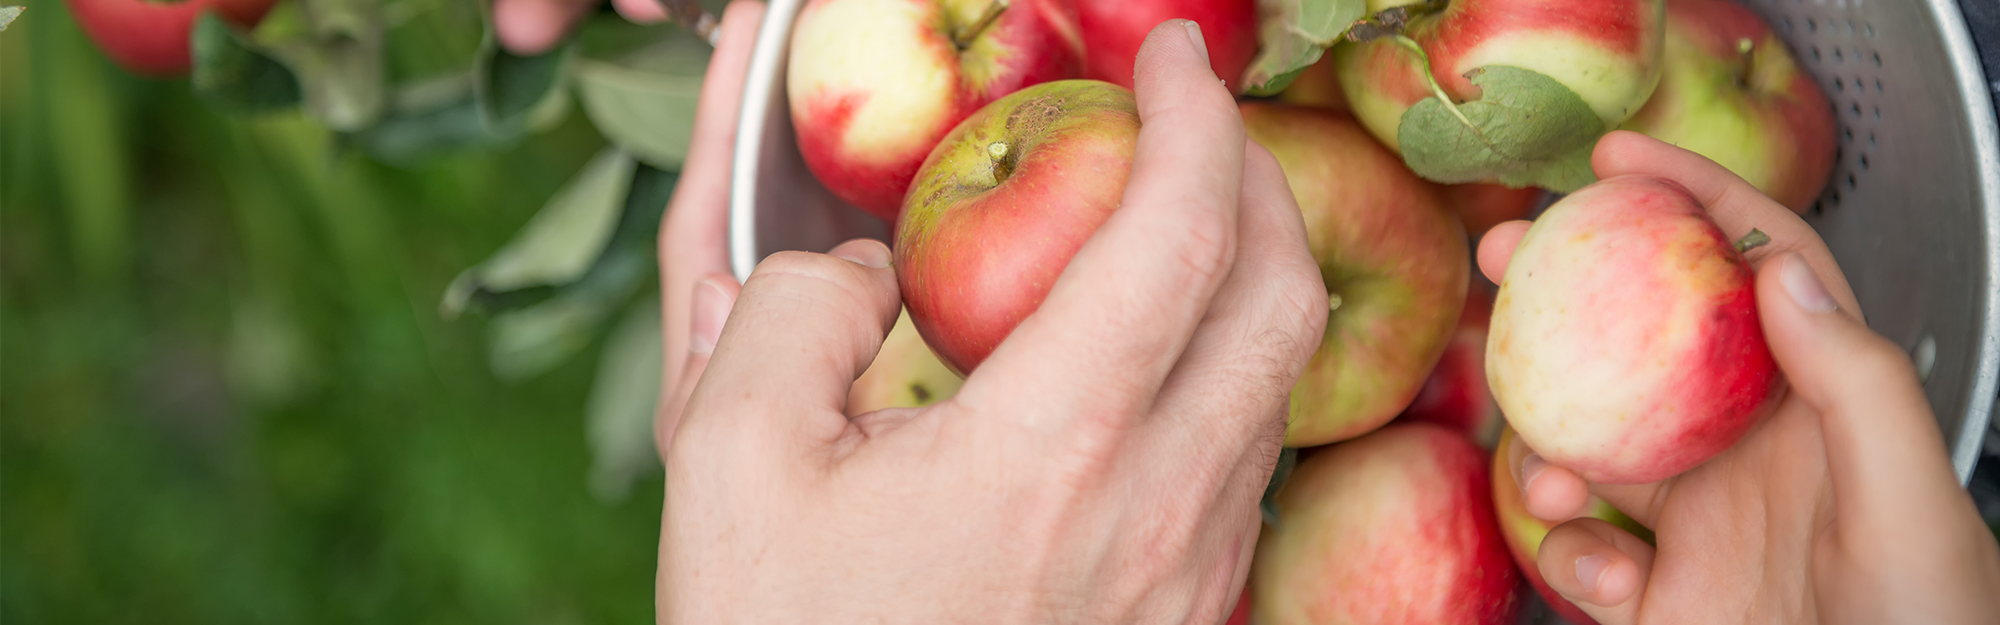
[1,2,709,622]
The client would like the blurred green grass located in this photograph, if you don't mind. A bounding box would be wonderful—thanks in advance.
[3,6,667,623]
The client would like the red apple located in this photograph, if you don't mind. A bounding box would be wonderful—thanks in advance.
[65,0,280,76]
[1252,423,1520,625]
[848,309,964,414]
[1400,284,1504,448]
[1487,176,1779,485]
[1240,104,1468,446]
[1075,0,1257,90]
[1224,586,1251,625]
[895,80,1138,374]
[1334,0,1665,151]
[1620,0,1835,213]
[1490,428,1652,625]
[1275,54,1349,112]
[1444,183,1543,237]
[789,0,1085,222]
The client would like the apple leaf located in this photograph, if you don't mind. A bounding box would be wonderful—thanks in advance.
[191,14,303,114]
[1396,65,1602,192]
[574,31,708,170]
[586,297,664,502]
[1259,447,1299,527]
[476,34,570,132]
[1241,0,1367,96]
[444,148,638,318]
[0,7,23,32]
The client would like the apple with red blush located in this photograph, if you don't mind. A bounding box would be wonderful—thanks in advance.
[1490,428,1652,625]
[1487,175,1780,485]
[1240,103,1468,446]
[1075,0,1257,91]
[1252,423,1520,625]
[1620,0,1836,213]
[895,80,1139,374]
[1401,284,1504,448]
[789,0,1085,222]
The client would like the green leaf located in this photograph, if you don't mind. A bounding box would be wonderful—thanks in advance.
[586,298,664,502]
[1242,0,1367,96]
[444,148,639,318]
[1259,447,1300,528]
[1396,65,1602,192]
[476,34,569,131]
[265,0,388,131]
[192,14,304,114]
[340,75,511,164]
[0,6,23,32]
[573,33,708,170]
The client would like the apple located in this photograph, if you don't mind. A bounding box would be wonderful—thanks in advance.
[848,309,964,414]
[1224,586,1251,625]
[65,0,280,76]
[895,80,1139,374]
[1490,428,1652,625]
[1400,283,1504,448]
[789,0,1085,222]
[1333,0,1665,152]
[1252,423,1520,625]
[1240,104,1468,447]
[1276,55,1349,112]
[1619,0,1835,213]
[1444,183,1544,237]
[1075,0,1257,90]
[1487,176,1780,485]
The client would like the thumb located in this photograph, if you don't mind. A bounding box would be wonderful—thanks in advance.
[1757,253,1961,538]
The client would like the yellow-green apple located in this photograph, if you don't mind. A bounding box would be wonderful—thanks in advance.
[1253,423,1520,624]
[1487,176,1779,485]
[1332,0,1665,187]
[789,0,1085,222]
[1276,54,1350,111]
[1400,284,1504,448]
[848,309,964,414]
[1444,183,1544,237]
[1490,428,1652,625]
[895,80,1139,374]
[1076,0,1258,90]
[1620,0,1835,213]
[1240,104,1468,447]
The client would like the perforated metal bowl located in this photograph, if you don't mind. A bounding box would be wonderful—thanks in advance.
[728,0,2000,482]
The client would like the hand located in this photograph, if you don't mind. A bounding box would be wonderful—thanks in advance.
[1485,131,2000,624]
[492,0,682,55]
[653,20,1327,624]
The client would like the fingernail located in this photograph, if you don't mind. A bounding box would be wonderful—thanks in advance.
[1575,554,1610,594]
[1521,452,1549,496]
[1180,20,1212,69]
[831,239,891,269]
[689,279,730,355]
[1780,253,1839,313]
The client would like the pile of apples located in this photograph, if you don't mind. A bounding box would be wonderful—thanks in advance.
[793,0,1832,622]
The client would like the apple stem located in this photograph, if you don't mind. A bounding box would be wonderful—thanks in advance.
[1735,38,1756,88]
[953,0,1010,50]
[1734,228,1771,254]
[1328,293,1343,313]
[1391,35,1485,144]
[987,141,1015,180]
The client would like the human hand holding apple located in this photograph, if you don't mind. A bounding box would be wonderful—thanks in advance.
[787,0,1085,221]
[1479,131,2000,624]
[659,23,1328,622]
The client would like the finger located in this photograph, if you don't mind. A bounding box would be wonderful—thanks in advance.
[958,20,1246,431]
[660,1,766,401]
[612,0,672,23]
[1148,142,1325,467]
[1505,429,1673,528]
[1537,517,1657,624]
[493,0,596,56]
[1757,253,1974,549]
[1591,131,1858,310]
[676,240,900,455]
[656,274,741,460]
[1475,220,1529,285]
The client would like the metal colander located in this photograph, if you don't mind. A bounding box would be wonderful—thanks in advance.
[727,0,2000,481]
